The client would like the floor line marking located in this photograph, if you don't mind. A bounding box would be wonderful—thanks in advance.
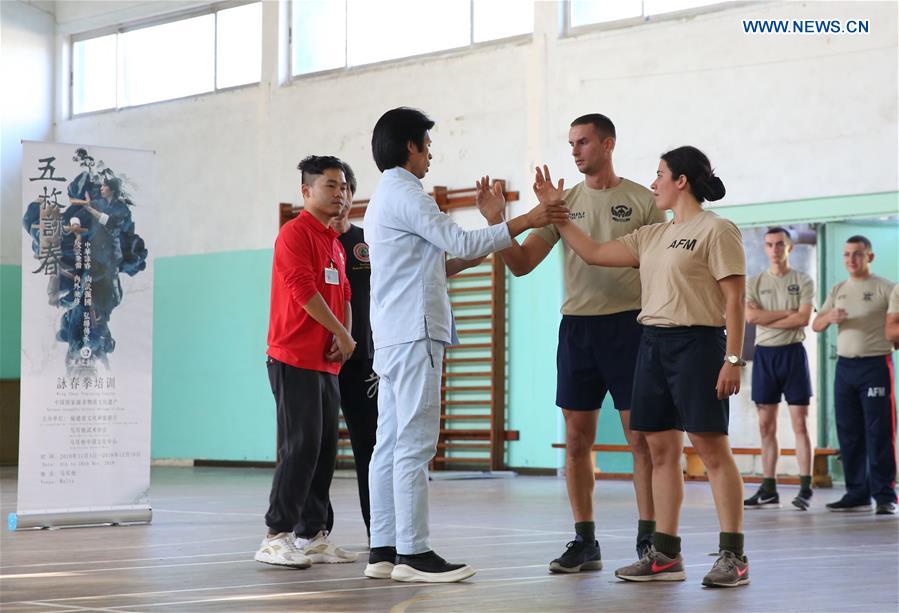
[5,550,896,607]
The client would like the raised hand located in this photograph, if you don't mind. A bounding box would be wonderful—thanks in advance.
[533,165,565,204]
[475,175,506,223]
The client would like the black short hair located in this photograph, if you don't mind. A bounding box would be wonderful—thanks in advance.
[846,234,872,251]
[765,227,792,243]
[341,161,357,195]
[371,107,435,172]
[570,113,616,140]
[660,145,725,204]
[297,155,345,186]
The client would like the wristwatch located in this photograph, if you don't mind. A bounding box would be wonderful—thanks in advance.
[725,355,746,367]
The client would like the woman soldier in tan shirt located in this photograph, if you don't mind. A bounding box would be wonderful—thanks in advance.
[534,146,749,588]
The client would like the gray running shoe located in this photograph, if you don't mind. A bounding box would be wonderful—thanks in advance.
[702,550,750,588]
[875,502,897,515]
[614,547,685,582]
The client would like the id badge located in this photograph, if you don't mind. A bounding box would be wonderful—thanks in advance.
[325,266,340,285]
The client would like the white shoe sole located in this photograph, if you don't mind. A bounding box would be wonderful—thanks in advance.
[254,552,311,568]
[307,552,359,564]
[390,564,476,583]
[616,571,686,582]
[827,506,872,512]
[743,504,781,510]
[364,561,395,579]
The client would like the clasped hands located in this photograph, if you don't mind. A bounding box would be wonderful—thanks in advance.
[474,166,570,228]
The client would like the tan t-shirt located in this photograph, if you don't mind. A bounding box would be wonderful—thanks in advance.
[618,210,745,327]
[533,179,664,316]
[821,274,895,357]
[888,284,899,314]
[747,269,815,347]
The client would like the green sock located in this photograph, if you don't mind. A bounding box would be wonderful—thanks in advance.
[799,475,812,492]
[652,531,681,558]
[761,477,777,493]
[719,532,744,557]
[637,519,655,543]
[575,521,595,543]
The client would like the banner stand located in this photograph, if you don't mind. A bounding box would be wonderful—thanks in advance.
[17,142,154,530]
[9,507,152,531]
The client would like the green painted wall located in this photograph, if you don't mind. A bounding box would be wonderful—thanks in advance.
[712,191,898,227]
[506,235,564,469]
[0,265,22,379]
[151,249,276,461]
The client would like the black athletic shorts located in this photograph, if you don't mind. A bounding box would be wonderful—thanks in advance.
[556,310,642,411]
[630,325,730,434]
[751,343,812,406]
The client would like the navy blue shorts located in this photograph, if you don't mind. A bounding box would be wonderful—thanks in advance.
[556,310,641,411]
[630,325,729,434]
[751,343,813,406]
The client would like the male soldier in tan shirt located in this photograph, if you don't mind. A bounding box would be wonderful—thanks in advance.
[812,235,897,515]
[743,228,815,511]
[476,114,665,572]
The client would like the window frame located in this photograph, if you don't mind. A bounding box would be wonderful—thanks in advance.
[69,0,262,118]
[288,0,534,81]
[563,0,748,37]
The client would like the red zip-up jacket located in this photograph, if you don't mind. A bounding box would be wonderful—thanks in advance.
[267,211,350,375]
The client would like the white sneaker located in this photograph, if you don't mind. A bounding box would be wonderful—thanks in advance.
[254,532,312,568]
[297,530,359,563]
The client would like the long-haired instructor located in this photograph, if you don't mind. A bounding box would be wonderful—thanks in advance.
[363,107,568,583]
[537,146,751,588]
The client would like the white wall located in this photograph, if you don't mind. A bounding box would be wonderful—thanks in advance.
[41,0,897,260]
[1,0,55,265]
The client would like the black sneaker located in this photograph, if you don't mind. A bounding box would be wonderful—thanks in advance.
[825,496,872,512]
[548,535,603,573]
[636,534,654,560]
[363,546,396,579]
[744,487,780,509]
[875,502,897,515]
[390,550,475,583]
[792,489,813,511]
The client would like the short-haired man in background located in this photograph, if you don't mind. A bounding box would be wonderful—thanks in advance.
[812,235,896,515]
[743,227,815,510]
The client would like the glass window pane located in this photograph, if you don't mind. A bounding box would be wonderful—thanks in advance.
[217,2,262,88]
[570,0,641,27]
[118,14,215,107]
[473,0,533,42]
[347,0,470,66]
[72,34,117,114]
[644,0,721,16]
[292,0,346,75]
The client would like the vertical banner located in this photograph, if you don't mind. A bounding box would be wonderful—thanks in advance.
[12,142,154,529]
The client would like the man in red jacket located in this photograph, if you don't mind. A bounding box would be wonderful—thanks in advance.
[255,155,357,568]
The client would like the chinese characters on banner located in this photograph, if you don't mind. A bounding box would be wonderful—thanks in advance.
[14,142,154,529]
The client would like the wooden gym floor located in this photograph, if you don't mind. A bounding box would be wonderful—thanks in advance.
[1,466,896,612]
